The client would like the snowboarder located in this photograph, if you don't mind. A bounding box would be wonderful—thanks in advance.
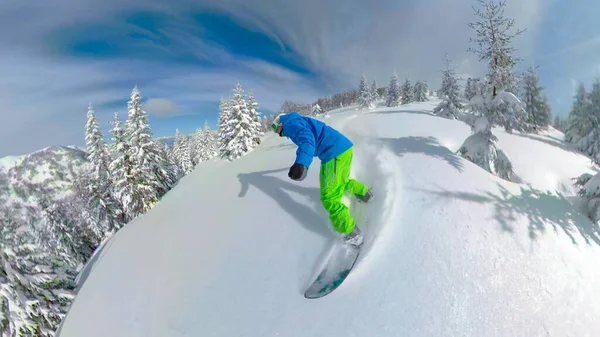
[270,111,372,247]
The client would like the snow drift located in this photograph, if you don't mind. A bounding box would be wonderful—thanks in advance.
[57,100,600,336]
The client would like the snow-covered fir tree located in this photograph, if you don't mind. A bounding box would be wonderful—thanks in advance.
[521,66,551,132]
[401,79,414,104]
[1,207,77,337]
[437,54,463,106]
[573,80,600,224]
[108,112,136,223]
[467,0,524,96]
[312,103,323,116]
[208,123,219,158]
[123,86,162,217]
[413,80,429,102]
[433,100,462,120]
[433,54,463,120]
[163,143,184,182]
[37,189,100,268]
[565,82,591,145]
[588,79,600,151]
[247,91,263,144]
[464,78,478,100]
[174,129,193,174]
[221,82,258,160]
[218,97,233,159]
[458,0,527,181]
[191,127,203,164]
[155,142,178,194]
[84,105,123,236]
[370,79,379,103]
[385,74,401,107]
[188,131,199,167]
[457,103,517,180]
[357,75,373,109]
[196,121,218,162]
[573,79,600,158]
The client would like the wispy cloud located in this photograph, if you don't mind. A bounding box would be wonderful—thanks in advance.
[0,0,573,157]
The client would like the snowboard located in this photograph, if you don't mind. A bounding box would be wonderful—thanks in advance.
[304,243,360,299]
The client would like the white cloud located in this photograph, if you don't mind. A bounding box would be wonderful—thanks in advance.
[144,98,181,117]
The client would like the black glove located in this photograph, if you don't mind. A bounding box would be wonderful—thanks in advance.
[288,163,307,181]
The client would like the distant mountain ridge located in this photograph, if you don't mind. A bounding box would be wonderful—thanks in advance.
[0,145,89,222]
[0,135,180,220]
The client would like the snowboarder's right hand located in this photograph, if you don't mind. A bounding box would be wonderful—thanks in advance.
[288,163,307,181]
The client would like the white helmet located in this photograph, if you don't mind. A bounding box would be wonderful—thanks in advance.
[270,113,286,133]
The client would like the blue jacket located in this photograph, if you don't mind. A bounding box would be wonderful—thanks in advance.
[279,112,353,169]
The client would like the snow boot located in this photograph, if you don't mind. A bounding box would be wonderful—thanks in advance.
[342,226,363,247]
[355,189,373,203]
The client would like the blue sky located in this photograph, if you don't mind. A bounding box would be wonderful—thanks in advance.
[0,0,598,156]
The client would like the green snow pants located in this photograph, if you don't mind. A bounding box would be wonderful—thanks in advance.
[319,147,369,234]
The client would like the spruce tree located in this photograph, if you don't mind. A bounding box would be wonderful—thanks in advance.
[222,82,257,160]
[370,79,379,102]
[188,130,199,167]
[565,83,591,145]
[457,0,526,181]
[521,66,551,132]
[191,127,203,164]
[198,121,218,162]
[401,79,414,104]
[468,0,524,97]
[434,54,463,119]
[164,143,183,181]
[174,129,193,174]
[108,112,136,222]
[218,97,233,159]
[84,105,122,235]
[575,79,600,159]
[1,206,78,337]
[357,75,373,109]
[385,74,401,107]
[438,53,463,107]
[413,80,429,102]
[312,103,323,116]
[247,91,264,144]
[464,78,478,100]
[124,86,161,217]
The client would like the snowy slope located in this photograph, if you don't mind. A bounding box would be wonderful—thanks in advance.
[0,154,25,170]
[57,100,600,337]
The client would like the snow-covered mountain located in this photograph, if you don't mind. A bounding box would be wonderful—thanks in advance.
[0,145,89,219]
[56,100,600,336]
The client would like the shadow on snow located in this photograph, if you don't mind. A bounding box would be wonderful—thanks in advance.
[513,132,581,155]
[369,109,433,116]
[414,183,600,247]
[237,168,342,294]
[237,168,333,240]
[375,136,464,172]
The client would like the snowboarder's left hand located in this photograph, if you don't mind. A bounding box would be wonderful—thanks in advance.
[288,163,307,181]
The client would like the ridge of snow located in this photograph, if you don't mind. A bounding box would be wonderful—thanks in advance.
[57,99,600,337]
[0,154,26,169]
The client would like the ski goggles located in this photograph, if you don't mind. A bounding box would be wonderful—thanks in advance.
[270,122,280,133]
